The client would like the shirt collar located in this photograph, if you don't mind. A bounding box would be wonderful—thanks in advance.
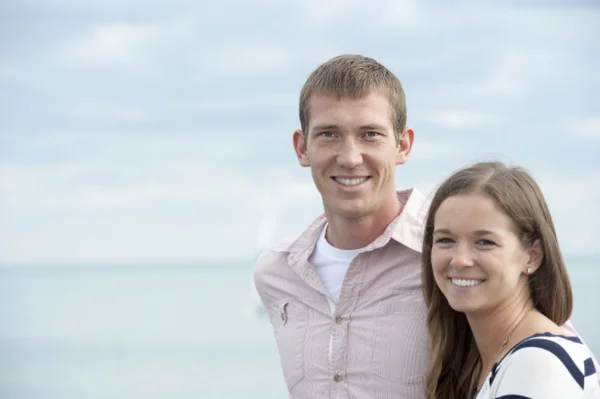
[275,188,430,259]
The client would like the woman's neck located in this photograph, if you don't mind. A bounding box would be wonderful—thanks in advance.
[469,301,563,390]
[468,297,533,386]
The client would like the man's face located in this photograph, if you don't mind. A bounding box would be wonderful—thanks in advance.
[293,91,413,222]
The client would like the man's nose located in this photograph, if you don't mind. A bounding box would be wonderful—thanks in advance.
[336,138,363,169]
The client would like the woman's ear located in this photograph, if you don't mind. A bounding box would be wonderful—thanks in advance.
[525,239,543,274]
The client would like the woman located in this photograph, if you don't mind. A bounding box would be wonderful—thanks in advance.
[421,161,600,398]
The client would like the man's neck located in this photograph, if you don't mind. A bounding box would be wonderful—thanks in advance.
[324,195,403,250]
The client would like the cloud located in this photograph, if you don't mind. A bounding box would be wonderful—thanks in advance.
[292,0,366,28]
[58,18,195,69]
[536,172,600,256]
[483,46,565,96]
[197,43,294,76]
[422,110,500,129]
[0,63,19,80]
[23,131,252,164]
[417,45,568,107]
[569,117,600,139]
[0,211,260,263]
[409,139,467,162]
[2,0,599,263]
[405,6,599,108]
[64,103,149,122]
[173,92,297,111]
[0,130,311,212]
[291,0,423,32]
[0,157,322,263]
[0,160,209,210]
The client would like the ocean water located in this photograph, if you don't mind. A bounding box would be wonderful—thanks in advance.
[0,259,598,399]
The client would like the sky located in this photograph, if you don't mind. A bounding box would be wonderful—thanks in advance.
[0,0,599,265]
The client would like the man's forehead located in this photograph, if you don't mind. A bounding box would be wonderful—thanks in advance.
[308,89,388,104]
[308,92,391,115]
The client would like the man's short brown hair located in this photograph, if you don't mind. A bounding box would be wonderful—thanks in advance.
[299,54,407,141]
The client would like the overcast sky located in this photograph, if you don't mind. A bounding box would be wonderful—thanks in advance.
[1,0,598,265]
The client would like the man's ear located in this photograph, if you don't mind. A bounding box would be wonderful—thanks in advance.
[526,239,544,273]
[293,129,310,167]
[396,126,415,166]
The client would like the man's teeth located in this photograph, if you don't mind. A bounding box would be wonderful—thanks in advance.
[451,278,484,287]
[336,177,367,186]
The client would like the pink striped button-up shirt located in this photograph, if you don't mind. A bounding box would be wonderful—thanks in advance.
[254,188,430,398]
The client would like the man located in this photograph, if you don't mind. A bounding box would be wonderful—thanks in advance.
[253,54,599,398]
[254,54,427,398]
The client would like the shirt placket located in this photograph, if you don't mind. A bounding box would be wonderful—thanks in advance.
[329,254,366,399]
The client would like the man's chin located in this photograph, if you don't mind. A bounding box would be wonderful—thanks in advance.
[326,203,369,220]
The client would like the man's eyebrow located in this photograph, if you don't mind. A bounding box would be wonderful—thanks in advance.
[310,123,389,131]
[311,124,338,131]
[360,124,387,131]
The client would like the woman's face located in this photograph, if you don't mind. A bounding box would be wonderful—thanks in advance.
[431,193,533,315]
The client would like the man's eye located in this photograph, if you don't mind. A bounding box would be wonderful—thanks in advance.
[319,131,334,138]
[365,131,379,138]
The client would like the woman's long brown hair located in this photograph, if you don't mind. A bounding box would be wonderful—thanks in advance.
[421,161,573,399]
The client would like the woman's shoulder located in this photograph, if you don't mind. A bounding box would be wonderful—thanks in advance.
[489,333,599,398]
[508,332,589,359]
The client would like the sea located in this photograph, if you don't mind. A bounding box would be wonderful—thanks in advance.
[0,258,598,399]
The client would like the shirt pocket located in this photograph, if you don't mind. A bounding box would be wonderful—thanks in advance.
[268,299,308,391]
[371,294,428,385]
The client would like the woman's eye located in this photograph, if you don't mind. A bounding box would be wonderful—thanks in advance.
[476,239,496,246]
[434,237,454,244]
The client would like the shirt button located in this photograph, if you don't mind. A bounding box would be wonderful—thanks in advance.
[333,374,343,382]
[335,316,344,324]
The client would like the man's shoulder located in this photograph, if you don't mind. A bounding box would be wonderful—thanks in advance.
[254,235,296,272]
[252,230,310,303]
[253,225,312,275]
[257,214,326,261]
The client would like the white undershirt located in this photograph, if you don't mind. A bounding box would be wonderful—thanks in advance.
[309,223,365,305]
[309,223,368,366]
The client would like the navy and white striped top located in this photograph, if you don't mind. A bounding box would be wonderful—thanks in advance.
[475,333,600,398]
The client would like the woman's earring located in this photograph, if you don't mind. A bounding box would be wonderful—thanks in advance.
[527,267,533,274]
